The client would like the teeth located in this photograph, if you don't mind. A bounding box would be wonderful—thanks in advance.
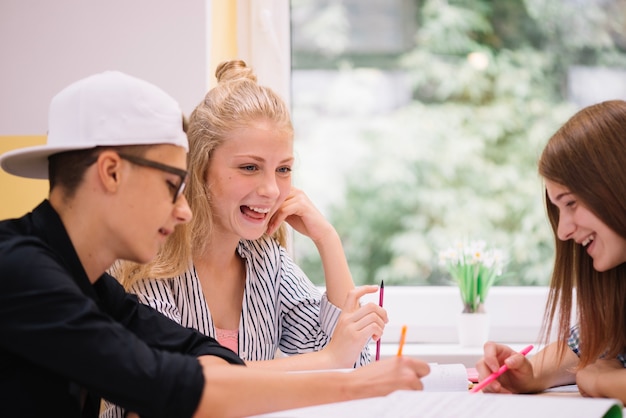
[582,236,594,247]
[248,206,270,214]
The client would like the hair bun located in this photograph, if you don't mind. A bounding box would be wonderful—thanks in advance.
[215,60,257,83]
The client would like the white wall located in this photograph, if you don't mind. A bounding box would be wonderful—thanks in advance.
[0,0,209,135]
[237,0,291,107]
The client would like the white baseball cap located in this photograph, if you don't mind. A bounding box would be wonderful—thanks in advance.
[0,71,189,179]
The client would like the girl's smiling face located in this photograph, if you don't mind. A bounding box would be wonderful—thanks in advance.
[545,179,626,272]
[207,119,293,241]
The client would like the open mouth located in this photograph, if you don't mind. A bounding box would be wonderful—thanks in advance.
[582,235,595,247]
[241,205,270,220]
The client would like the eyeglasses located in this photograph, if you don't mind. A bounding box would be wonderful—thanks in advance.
[118,153,188,203]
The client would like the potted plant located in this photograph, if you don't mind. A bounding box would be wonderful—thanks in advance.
[439,240,506,346]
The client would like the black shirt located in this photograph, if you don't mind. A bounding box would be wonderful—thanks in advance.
[0,200,245,418]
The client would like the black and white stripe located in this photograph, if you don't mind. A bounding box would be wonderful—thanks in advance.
[102,236,371,418]
[128,235,370,365]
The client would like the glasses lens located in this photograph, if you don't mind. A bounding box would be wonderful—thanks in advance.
[118,153,188,204]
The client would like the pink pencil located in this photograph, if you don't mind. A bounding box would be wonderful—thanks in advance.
[375,280,384,361]
[470,344,534,393]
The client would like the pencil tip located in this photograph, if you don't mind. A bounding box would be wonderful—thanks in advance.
[380,280,384,288]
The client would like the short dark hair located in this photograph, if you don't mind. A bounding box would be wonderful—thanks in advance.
[48,145,151,197]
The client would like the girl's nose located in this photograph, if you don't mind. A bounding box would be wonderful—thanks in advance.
[556,212,574,241]
[257,174,280,199]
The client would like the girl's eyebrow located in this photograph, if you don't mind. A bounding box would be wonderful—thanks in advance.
[234,154,294,164]
[552,191,572,203]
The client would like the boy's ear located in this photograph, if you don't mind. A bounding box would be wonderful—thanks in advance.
[96,151,123,192]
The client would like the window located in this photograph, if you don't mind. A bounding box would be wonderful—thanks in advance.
[290,0,626,287]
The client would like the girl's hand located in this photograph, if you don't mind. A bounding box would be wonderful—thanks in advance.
[475,341,535,393]
[267,187,332,243]
[323,285,388,367]
[349,356,431,397]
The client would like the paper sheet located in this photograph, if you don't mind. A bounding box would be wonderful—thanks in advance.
[251,390,622,418]
[422,363,470,391]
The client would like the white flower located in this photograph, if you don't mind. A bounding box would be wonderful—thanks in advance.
[439,239,507,313]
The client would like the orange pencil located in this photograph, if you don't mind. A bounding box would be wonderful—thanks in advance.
[396,325,407,356]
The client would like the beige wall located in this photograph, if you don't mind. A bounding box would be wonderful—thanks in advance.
[0,136,48,219]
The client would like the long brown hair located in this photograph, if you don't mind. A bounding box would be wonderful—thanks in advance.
[538,100,626,367]
[117,60,293,288]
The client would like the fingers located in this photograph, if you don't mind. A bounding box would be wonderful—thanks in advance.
[337,304,387,339]
[265,188,299,235]
[476,342,514,393]
[482,379,508,393]
[354,357,431,396]
[403,356,430,378]
[476,343,531,394]
[267,187,332,239]
[504,351,527,370]
[481,341,504,372]
[341,288,389,329]
[342,285,379,311]
[482,341,519,374]
[396,357,431,391]
[335,286,389,344]
[266,209,287,236]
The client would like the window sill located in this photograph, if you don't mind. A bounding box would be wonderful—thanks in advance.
[370,342,537,367]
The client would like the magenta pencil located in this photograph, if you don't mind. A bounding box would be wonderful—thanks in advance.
[375,280,384,361]
[470,344,534,393]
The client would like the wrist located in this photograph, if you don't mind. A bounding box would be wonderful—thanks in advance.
[311,224,339,248]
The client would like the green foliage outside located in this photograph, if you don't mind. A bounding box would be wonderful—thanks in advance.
[291,0,626,286]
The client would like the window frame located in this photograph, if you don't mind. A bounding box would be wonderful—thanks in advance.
[237,1,557,350]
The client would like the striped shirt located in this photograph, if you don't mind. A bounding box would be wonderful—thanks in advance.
[132,235,370,363]
[102,236,371,418]
[128,236,370,363]
[568,324,626,366]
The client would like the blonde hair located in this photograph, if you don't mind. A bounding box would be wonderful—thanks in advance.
[118,60,293,288]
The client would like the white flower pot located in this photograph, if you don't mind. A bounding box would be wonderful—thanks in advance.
[458,312,490,348]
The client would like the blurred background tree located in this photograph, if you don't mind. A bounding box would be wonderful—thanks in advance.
[290,0,626,286]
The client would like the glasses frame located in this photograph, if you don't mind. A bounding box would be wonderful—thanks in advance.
[117,152,188,203]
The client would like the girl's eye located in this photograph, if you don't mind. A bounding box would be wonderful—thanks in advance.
[277,166,292,174]
[565,200,576,208]
[241,165,257,172]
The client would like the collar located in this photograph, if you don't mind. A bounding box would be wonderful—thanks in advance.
[31,200,99,300]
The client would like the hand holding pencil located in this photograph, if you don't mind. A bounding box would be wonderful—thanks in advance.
[474,343,535,393]
[323,285,388,368]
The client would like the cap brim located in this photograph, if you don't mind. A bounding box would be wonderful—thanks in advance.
[0,144,94,179]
